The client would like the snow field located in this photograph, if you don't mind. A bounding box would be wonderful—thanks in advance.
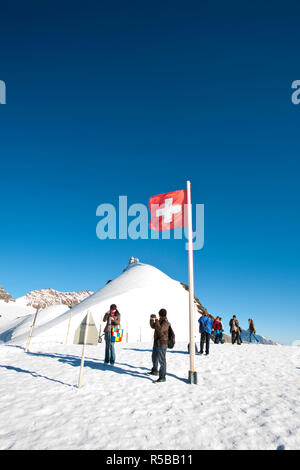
[0,340,299,450]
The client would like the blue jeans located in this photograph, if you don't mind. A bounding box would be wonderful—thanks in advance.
[249,331,258,343]
[105,332,116,364]
[157,345,167,379]
[214,330,220,344]
[151,344,159,373]
[151,345,167,378]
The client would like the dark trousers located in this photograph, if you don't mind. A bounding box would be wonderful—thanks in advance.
[152,343,167,379]
[157,345,167,379]
[232,331,241,345]
[151,344,159,373]
[214,330,220,344]
[105,331,116,364]
[200,332,210,354]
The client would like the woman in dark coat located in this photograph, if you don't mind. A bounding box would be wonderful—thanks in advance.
[248,318,258,343]
[103,304,120,365]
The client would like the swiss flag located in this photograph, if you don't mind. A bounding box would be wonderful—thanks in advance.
[149,189,187,231]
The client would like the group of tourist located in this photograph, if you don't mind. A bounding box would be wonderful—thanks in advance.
[102,304,258,383]
[198,312,258,355]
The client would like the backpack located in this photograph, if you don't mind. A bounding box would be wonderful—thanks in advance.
[168,324,175,349]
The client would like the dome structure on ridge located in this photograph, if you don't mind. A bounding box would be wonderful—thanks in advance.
[6,260,200,345]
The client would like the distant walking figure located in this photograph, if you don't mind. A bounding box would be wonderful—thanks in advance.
[229,315,241,345]
[149,309,170,383]
[212,316,222,344]
[219,317,225,344]
[248,318,258,343]
[103,304,120,365]
[199,312,213,355]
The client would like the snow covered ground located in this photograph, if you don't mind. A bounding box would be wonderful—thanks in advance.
[0,339,299,450]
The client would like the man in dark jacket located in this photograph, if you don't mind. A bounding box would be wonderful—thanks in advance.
[149,308,170,383]
[229,315,241,345]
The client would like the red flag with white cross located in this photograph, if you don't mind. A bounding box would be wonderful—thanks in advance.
[149,189,187,231]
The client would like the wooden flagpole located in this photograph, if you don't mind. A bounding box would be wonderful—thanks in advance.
[187,180,197,384]
[25,307,40,353]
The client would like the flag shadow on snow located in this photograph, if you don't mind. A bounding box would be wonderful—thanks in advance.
[5,346,189,384]
[19,350,154,383]
[63,356,154,382]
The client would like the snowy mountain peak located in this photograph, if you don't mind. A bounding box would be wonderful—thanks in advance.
[240,329,278,345]
[0,286,15,303]
[17,288,93,309]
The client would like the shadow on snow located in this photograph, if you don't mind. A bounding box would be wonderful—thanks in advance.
[4,345,189,385]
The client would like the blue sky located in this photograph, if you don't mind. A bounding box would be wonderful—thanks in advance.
[0,1,299,344]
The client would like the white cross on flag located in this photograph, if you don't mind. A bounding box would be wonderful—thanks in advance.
[149,189,187,231]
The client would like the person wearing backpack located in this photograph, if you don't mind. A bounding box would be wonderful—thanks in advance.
[198,312,213,355]
[148,308,170,383]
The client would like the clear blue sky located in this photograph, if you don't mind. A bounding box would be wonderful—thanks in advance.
[0,1,299,344]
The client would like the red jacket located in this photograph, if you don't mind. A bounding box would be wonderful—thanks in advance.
[213,320,221,331]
